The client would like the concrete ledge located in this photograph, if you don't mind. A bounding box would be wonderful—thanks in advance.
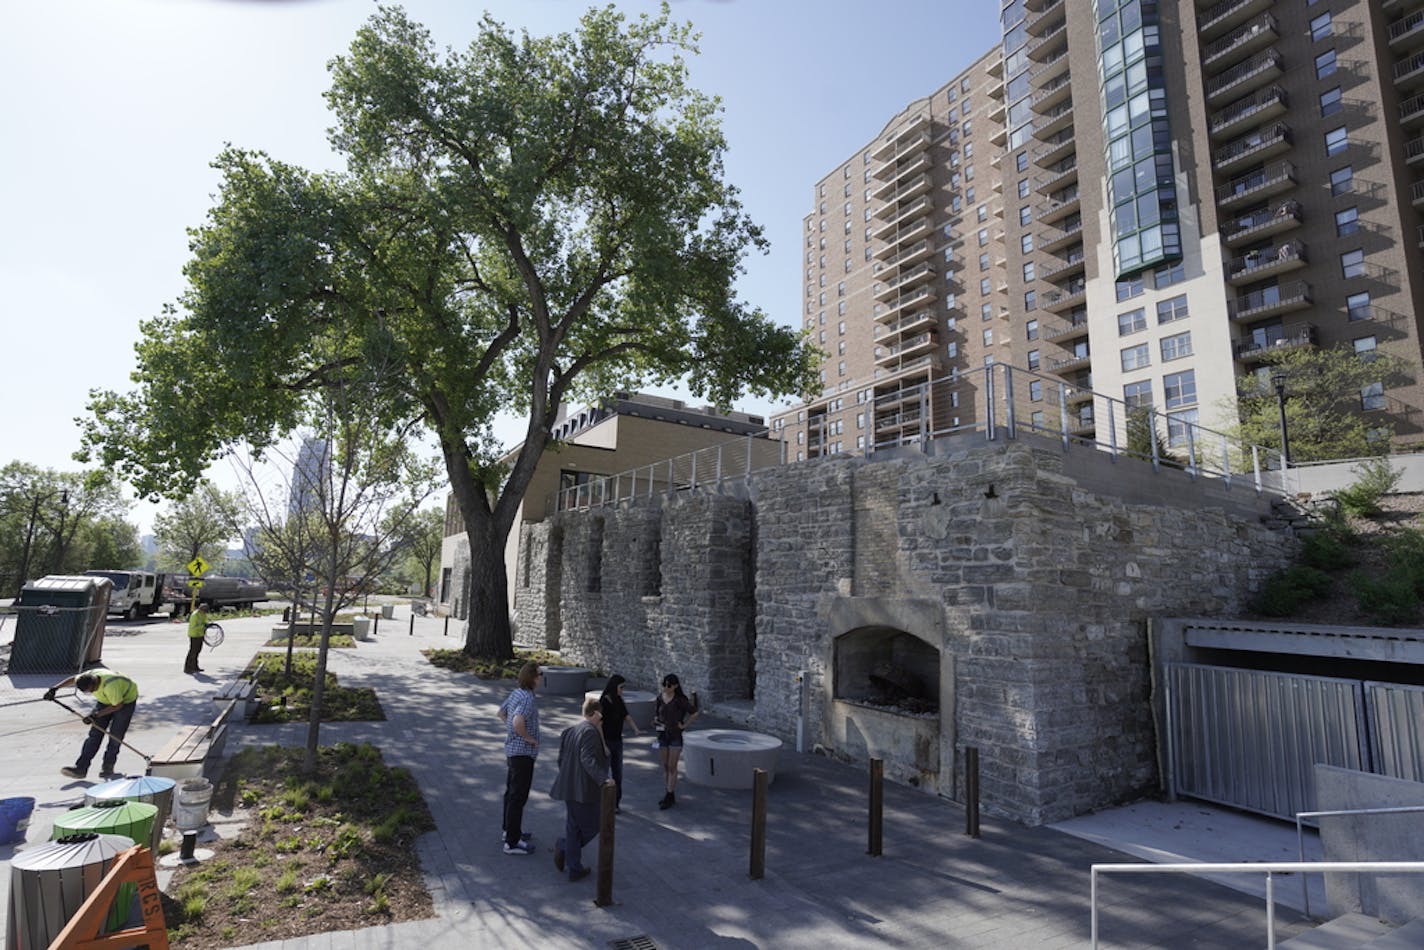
[683,729,782,789]
[541,666,591,696]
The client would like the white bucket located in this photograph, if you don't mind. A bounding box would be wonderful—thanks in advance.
[173,778,213,832]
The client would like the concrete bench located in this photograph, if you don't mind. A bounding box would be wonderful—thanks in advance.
[211,678,258,721]
[150,700,238,781]
[682,729,783,789]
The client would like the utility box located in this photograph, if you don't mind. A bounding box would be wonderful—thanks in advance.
[8,576,110,674]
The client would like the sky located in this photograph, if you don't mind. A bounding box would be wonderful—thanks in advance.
[0,0,1003,532]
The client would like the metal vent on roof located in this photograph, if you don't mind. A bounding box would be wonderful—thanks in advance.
[608,937,658,950]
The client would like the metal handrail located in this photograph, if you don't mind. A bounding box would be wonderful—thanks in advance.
[1091,861,1424,950]
[1294,804,1424,918]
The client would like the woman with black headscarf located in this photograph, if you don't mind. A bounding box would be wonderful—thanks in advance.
[599,674,640,811]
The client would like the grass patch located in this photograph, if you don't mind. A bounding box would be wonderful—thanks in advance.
[421,646,569,680]
[163,743,434,947]
[262,635,357,649]
[247,652,384,723]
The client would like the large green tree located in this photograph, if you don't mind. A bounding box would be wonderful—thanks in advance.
[1232,345,1406,463]
[152,482,242,571]
[80,5,814,659]
[383,506,444,597]
[0,463,134,595]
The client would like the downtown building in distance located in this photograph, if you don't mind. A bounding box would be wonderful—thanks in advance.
[773,0,1424,463]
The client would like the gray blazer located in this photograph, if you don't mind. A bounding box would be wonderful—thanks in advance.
[548,719,609,803]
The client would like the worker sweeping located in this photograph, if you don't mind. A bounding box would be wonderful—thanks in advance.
[45,669,139,781]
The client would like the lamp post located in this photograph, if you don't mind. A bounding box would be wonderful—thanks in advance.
[1272,372,1291,469]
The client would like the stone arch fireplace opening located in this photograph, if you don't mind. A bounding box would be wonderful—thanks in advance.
[834,627,940,715]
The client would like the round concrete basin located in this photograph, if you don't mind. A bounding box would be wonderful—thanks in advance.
[584,689,656,731]
[540,666,590,696]
[682,729,782,789]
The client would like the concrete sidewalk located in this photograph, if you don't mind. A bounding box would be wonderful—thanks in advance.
[1,609,1316,948]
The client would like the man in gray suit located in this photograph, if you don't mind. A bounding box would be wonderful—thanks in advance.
[550,697,615,882]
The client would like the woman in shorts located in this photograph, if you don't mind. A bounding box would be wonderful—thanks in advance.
[654,673,697,809]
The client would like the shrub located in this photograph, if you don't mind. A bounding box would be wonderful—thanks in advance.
[1352,568,1421,625]
[1299,527,1356,571]
[1251,566,1333,617]
[1332,457,1402,518]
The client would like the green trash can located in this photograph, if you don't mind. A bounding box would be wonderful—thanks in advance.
[9,575,110,673]
[51,800,158,851]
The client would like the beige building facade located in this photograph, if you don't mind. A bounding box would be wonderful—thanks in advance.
[776,0,1424,458]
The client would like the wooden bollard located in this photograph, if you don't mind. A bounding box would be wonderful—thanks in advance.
[868,758,883,857]
[595,780,617,907]
[749,768,768,880]
[965,746,980,838]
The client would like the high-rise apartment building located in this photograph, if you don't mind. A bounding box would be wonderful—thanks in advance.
[774,0,1424,460]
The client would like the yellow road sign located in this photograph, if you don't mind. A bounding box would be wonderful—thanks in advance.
[186,578,205,589]
[186,556,210,576]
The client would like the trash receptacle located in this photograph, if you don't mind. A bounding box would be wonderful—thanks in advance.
[9,576,111,673]
[352,617,371,641]
[0,796,36,846]
[86,776,176,851]
[7,832,135,947]
[173,779,213,832]
[52,801,158,855]
[380,604,394,620]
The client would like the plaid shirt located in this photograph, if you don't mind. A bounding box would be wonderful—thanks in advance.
[500,687,539,758]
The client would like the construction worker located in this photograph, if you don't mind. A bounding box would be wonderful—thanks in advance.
[186,602,208,674]
[45,669,139,780]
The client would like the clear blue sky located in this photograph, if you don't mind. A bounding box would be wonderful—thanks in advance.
[0,0,1001,529]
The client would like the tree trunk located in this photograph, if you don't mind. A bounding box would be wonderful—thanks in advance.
[305,550,340,773]
[462,533,513,659]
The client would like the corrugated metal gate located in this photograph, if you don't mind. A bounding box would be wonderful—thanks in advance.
[1166,663,1379,821]
[1368,681,1424,784]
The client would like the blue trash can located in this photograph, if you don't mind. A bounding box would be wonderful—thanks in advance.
[0,796,37,845]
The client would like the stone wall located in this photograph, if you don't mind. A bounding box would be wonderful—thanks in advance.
[515,434,1296,824]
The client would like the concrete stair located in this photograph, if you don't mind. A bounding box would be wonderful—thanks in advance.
[1277,913,1424,949]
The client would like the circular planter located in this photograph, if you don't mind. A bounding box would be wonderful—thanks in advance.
[539,666,590,696]
[682,730,783,789]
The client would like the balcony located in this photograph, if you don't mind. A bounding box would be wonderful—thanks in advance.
[1234,323,1317,363]
[1039,218,1084,254]
[1068,412,1096,436]
[987,53,1005,79]
[1226,240,1305,284]
[1030,49,1070,87]
[1407,136,1424,166]
[869,114,931,164]
[1201,13,1278,73]
[1394,48,1424,89]
[876,284,937,322]
[877,308,936,343]
[1227,280,1312,322]
[1027,21,1067,62]
[1216,160,1296,209]
[1065,386,1095,406]
[1026,0,1064,33]
[1036,100,1075,139]
[875,331,938,368]
[871,195,932,242]
[1043,316,1089,341]
[1049,352,1093,374]
[1198,0,1273,41]
[876,237,934,269]
[1389,9,1424,52]
[1036,188,1081,223]
[1040,247,1086,282]
[1031,75,1073,114]
[1035,159,1079,196]
[1222,200,1301,247]
[1042,284,1088,313]
[1402,92,1424,127]
[1205,50,1283,107]
[1034,131,1077,168]
[1414,180,1424,209]
[1210,85,1286,140]
[871,148,931,185]
[874,260,937,302]
[870,171,932,206]
[1214,122,1291,172]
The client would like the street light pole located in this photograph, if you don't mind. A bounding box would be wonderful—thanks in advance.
[1272,373,1291,469]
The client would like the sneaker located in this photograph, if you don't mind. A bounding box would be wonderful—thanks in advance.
[569,867,591,882]
[554,845,565,872]
[98,770,121,780]
[503,841,535,856]
[498,832,532,844]
[60,766,87,779]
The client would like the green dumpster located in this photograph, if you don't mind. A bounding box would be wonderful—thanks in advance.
[9,575,110,673]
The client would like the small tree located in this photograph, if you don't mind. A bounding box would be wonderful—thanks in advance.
[152,482,243,572]
[384,507,443,597]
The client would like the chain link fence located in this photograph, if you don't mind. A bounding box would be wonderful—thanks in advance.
[0,603,106,709]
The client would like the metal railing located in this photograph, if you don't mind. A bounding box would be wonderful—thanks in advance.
[1091,861,1424,950]
[1295,804,1424,918]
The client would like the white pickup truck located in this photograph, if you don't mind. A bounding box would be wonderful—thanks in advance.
[83,569,170,619]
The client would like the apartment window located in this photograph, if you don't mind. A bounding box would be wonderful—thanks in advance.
[1315,49,1336,79]
[980,278,992,295]
[1160,331,1192,362]
[844,219,853,234]
[1027,349,1040,370]
[1347,291,1371,321]
[818,219,826,232]
[843,201,852,216]
[1309,11,1332,40]
[818,330,827,343]
[1030,410,1045,428]
[838,360,846,377]
[1341,248,1365,278]
[1156,294,1189,324]
[1330,165,1353,196]
[977,204,988,222]
[979,252,990,271]
[966,186,976,202]
[977,228,989,246]
[838,320,846,335]
[1154,261,1186,288]
[1026,319,1039,341]
[1354,336,1378,357]
[1115,275,1144,301]
[952,195,963,212]
[837,281,846,297]
[965,164,975,182]
[961,77,970,93]
[946,341,959,358]
[1335,207,1359,237]
[1021,234,1034,253]
[982,303,994,320]
[950,391,960,408]
[962,120,972,137]
[837,301,846,315]
[1015,152,1029,173]
[1325,127,1348,156]
[1029,379,1043,402]
[837,340,846,356]
[1166,409,1199,448]
[963,98,973,115]
[1118,308,1147,335]
[1018,179,1031,198]
[818,274,826,288]
[1121,343,1150,371]
[982,328,993,346]
[818,292,826,305]
[1361,382,1385,411]
[865,247,873,261]
[1024,289,1037,310]
[1022,262,1036,281]
[1123,380,1152,409]
[1019,206,1032,226]
[1319,87,1342,118]
[1164,369,1197,408]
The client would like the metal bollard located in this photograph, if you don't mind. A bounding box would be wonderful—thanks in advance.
[372,614,379,637]
[179,831,198,861]
[595,781,617,907]
[409,614,414,636]
[750,768,768,879]
[868,758,883,857]
[444,615,449,637]
[965,747,980,838]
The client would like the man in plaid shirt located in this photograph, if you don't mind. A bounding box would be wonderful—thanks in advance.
[497,661,541,854]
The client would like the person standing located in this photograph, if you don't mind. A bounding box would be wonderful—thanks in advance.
[654,673,697,809]
[497,661,540,855]
[549,697,614,882]
[185,603,208,674]
[46,669,139,781]
[598,674,640,812]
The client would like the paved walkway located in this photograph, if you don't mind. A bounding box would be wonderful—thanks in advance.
[1,609,1315,948]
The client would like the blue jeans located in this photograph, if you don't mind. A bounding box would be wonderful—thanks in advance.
[76,702,136,773]
[557,799,601,877]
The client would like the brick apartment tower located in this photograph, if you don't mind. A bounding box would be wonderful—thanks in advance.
[775,0,1424,459]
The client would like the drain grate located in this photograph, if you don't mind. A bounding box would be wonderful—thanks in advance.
[608,937,658,950]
